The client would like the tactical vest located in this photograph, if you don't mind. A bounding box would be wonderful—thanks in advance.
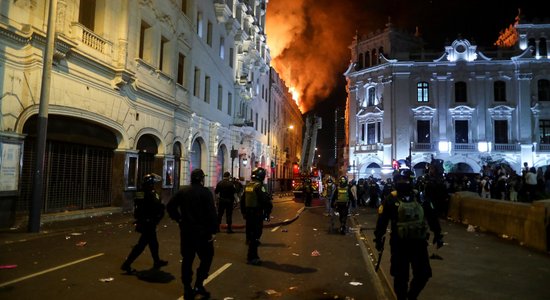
[336,187,349,203]
[244,182,260,208]
[395,196,428,240]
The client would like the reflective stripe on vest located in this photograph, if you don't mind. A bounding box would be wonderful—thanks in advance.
[336,187,349,203]
[244,182,260,207]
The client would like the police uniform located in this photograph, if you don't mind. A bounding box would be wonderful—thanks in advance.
[331,177,352,234]
[241,168,272,265]
[374,187,443,300]
[215,173,237,233]
[167,169,218,299]
[121,174,167,273]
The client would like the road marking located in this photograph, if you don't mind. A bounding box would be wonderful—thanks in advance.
[204,262,231,285]
[271,225,281,232]
[0,253,105,288]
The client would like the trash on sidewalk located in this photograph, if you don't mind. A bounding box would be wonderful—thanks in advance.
[292,253,300,256]
[70,232,83,236]
[75,241,87,247]
[264,289,281,296]
[349,281,363,286]
[0,264,17,269]
[311,250,320,256]
[99,277,114,282]
[467,225,476,232]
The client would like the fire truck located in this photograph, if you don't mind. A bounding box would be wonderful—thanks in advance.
[292,115,322,198]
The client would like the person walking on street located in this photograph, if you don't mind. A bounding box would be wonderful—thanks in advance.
[374,169,444,300]
[331,176,352,234]
[303,178,313,207]
[121,173,168,273]
[215,171,237,233]
[241,167,273,265]
[324,177,336,216]
[167,169,218,300]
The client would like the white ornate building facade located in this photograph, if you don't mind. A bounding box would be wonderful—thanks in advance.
[344,19,550,179]
[0,0,301,225]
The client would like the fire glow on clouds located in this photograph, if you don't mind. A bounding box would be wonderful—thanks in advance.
[266,0,366,113]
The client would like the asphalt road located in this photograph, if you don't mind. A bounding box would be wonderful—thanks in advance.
[0,197,380,300]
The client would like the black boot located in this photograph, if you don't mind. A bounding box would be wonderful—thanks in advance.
[120,261,136,274]
[184,284,195,299]
[194,283,210,299]
[153,259,168,269]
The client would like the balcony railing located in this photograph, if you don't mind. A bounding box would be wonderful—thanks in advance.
[354,144,382,153]
[453,143,476,151]
[71,22,112,58]
[538,144,550,152]
[493,143,520,152]
[412,142,435,151]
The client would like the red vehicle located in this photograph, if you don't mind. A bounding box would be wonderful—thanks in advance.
[292,165,322,198]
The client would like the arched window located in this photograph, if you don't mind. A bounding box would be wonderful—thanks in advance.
[367,87,376,106]
[371,49,377,66]
[357,53,364,69]
[365,51,371,67]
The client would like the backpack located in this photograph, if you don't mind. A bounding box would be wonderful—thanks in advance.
[396,198,428,240]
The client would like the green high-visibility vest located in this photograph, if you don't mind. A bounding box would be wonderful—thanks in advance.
[336,187,349,203]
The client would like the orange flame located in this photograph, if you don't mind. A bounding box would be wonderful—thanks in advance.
[289,86,300,107]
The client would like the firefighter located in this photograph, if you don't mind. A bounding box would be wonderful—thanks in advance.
[374,169,444,300]
[241,167,273,265]
[331,175,352,234]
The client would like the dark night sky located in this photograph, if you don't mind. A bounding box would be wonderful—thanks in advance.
[302,1,549,169]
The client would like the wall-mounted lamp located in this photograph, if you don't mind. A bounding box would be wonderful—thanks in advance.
[242,157,248,166]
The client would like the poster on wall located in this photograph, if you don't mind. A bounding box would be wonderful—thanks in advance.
[0,142,22,192]
[163,158,174,188]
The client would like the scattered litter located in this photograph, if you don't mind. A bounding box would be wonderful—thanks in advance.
[288,286,298,290]
[264,289,281,296]
[0,264,17,269]
[104,222,112,225]
[359,237,365,240]
[501,234,510,239]
[65,236,71,240]
[311,250,320,257]
[344,272,349,276]
[99,277,114,283]
[61,278,67,281]
[223,297,235,300]
[282,229,288,232]
[292,253,300,256]
[75,241,87,247]
[70,232,83,236]
[313,228,318,231]
[466,225,475,232]
[349,281,363,286]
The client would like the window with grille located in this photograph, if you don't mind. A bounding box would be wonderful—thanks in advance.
[455,120,469,143]
[417,120,430,143]
[540,120,550,144]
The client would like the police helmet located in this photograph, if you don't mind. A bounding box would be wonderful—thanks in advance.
[142,173,161,187]
[191,168,206,183]
[393,168,415,182]
[251,167,266,182]
[326,178,333,184]
[223,171,231,178]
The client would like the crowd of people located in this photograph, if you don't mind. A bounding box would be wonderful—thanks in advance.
[120,159,543,299]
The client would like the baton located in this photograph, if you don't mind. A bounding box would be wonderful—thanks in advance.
[375,236,386,272]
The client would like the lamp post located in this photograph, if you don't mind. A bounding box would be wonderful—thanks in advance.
[230,146,238,178]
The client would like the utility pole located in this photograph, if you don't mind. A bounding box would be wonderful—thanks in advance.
[29,0,57,232]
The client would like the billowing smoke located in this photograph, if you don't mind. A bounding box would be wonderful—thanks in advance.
[266,0,371,113]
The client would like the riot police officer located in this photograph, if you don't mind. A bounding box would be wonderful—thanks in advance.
[241,167,273,265]
[121,173,167,273]
[215,171,237,233]
[331,175,352,234]
[374,169,444,300]
[167,169,218,299]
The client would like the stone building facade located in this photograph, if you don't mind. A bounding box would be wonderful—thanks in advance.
[344,19,550,179]
[0,0,301,225]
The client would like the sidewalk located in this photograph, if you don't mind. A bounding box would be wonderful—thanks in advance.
[352,206,550,300]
